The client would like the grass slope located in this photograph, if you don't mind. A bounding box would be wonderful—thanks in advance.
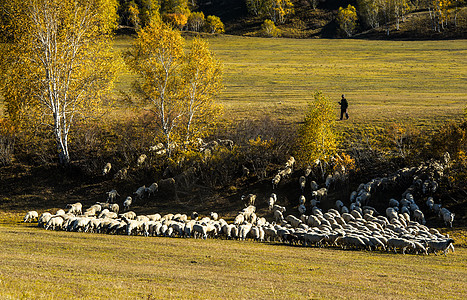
[0,218,466,299]
[113,35,467,127]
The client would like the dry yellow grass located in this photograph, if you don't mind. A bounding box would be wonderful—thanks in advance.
[1,213,466,299]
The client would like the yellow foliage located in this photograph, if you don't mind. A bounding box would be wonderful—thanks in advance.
[337,5,358,37]
[205,15,225,34]
[262,19,281,37]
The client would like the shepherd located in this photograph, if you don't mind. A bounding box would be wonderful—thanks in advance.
[338,94,349,120]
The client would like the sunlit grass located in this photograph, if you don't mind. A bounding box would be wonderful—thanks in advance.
[113,35,466,127]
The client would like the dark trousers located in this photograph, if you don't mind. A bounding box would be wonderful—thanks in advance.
[340,109,349,120]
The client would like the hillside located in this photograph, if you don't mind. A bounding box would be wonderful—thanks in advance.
[195,0,467,39]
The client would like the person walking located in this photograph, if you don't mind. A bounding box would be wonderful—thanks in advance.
[338,94,349,120]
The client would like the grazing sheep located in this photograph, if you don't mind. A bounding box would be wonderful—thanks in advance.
[273,210,284,223]
[388,198,399,208]
[109,203,119,214]
[102,162,112,176]
[45,216,64,231]
[272,174,281,189]
[38,212,53,228]
[134,186,146,200]
[387,238,415,254]
[299,176,306,192]
[241,194,256,207]
[279,167,292,179]
[193,224,208,239]
[106,190,119,203]
[137,154,147,166]
[428,239,455,256]
[123,197,132,212]
[325,174,333,189]
[335,200,344,211]
[66,202,82,215]
[23,211,39,223]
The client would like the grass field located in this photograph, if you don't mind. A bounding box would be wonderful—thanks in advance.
[114,35,467,127]
[0,213,466,299]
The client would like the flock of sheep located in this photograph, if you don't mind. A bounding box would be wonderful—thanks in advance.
[22,153,456,256]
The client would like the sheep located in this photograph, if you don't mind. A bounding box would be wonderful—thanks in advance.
[120,211,137,220]
[312,188,327,202]
[272,204,286,213]
[45,216,64,231]
[134,185,146,200]
[387,238,415,254]
[193,224,208,239]
[23,211,39,223]
[299,176,306,192]
[426,197,434,210]
[66,202,82,215]
[272,174,281,189]
[286,215,302,228]
[386,207,398,221]
[285,156,295,169]
[388,198,399,208]
[241,194,256,207]
[413,209,426,225]
[441,210,455,228]
[310,181,319,191]
[123,196,132,212]
[210,212,219,221]
[106,190,119,203]
[273,210,284,223]
[239,224,252,240]
[299,195,306,206]
[335,200,344,211]
[279,166,292,179]
[234,214,245,225]
[268,193,277,210]
[146,183,159,197]
[109,203,119,214]
[137,154,147,166]
[191,212,199,220]
[310,199,320,207]
[102,162,112,176]
[304,165,312,177]
[38,212,52,228]
[427,239,455,256]
[298,204,306,215]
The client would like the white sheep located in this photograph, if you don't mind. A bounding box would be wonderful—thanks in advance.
[285,156,295,169]
[45,216,64,231]
[23,211,39,223]
[66,202,82,215]
[310,181,319,191]
[102,162,112,176]
[312,188,327,202]
[210,212,219,221]
[38,212,52,228]
[123,196,132,211]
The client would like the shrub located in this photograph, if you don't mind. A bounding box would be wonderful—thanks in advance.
[262,19,281,37]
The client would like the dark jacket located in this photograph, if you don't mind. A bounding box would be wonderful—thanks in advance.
[339,98,348,110]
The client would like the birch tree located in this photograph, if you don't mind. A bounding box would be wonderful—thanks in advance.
[125,21,222,156]
[0,0,119,165]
